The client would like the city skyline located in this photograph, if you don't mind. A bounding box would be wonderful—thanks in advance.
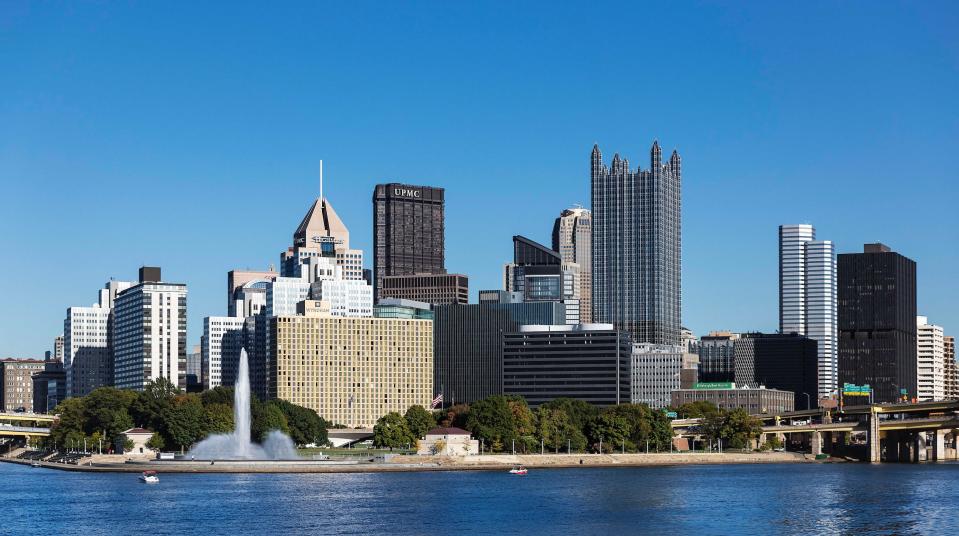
[3,3,958,356]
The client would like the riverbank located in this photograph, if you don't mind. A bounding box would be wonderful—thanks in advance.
[2,451,813,473]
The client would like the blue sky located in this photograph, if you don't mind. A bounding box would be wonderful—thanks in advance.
[2,2,957,357]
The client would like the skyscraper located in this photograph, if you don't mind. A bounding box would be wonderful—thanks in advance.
[372,183,445,300]
[504,235,580,324]
[63,278,134,397]
[838,243,917,403]
[916,316,945,401]
[778,224,837,399]
[552,207,592,323]
[591,142,681,345]
[113,267,188,391]
[282,193,364,281]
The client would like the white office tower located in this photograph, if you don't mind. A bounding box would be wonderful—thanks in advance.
[916,316,945,401]
[281,189,364,281]
[201,316,246,389]
[63,279,134,398]
[265,277,311,317]
[113,267,187,391]
[308,260,373,317]
[630,344,691,409]
[779,224,837,399]
[552,207,592,323]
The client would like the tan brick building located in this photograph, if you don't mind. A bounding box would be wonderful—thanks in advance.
[270,313,433,428]
[0,359,46,412]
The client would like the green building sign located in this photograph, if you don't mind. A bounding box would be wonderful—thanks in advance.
[693,382,734,390]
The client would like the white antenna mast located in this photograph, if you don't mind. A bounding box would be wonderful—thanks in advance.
[319,159,324,203]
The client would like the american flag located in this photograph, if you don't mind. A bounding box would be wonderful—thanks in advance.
[430,393,443,409]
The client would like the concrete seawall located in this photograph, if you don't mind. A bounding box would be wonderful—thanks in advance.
[3,451,810,474]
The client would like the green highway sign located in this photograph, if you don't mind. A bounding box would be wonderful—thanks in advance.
[666,411,678,418]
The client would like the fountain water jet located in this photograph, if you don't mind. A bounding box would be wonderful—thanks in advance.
[188,349,299,460]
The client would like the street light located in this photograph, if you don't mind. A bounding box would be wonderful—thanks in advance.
[802,392,811,410]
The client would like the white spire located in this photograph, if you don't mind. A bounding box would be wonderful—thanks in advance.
[319,159,324,203]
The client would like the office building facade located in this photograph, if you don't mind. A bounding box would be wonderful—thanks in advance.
[202,316,246,389]
[502,324,631,408]
[282,194,363,281]
[372,183,446,300]
[671,386,794,414]
[269,313,433,428]
[32,362,66,413]
[945,336,957,400]
[779,224,838,399]
[379,273,468,305]
[630,344,695,409]
[433,301,565,404]
[553,207,592,323]
[838,244,917,403]
[697,332,739,384]
[505,235,580,324]
[113,268,188,391]
[733,333,819,410]
[916,316,945,401]
[591,142,681,345]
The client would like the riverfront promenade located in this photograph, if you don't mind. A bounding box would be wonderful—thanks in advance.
[2,451,810,473]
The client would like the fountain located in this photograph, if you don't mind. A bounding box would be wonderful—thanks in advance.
[188,349,299,460]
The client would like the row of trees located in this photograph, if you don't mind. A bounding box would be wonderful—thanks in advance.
[47,379,329,452]
[374,397,766,453]
[373,396,675,453]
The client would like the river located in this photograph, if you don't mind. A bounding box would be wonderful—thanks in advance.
[3,461,956,534]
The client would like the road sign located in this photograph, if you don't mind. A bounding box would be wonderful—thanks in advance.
[666,411,678,419]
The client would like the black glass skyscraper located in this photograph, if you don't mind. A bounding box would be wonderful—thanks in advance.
[838,243,917,403]
[372,183,445,300]
[591,142,681,345]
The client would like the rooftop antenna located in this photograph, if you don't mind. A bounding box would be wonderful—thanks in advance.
[319,160,324,204]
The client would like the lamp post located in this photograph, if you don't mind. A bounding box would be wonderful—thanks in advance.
[599,436,603,454]
[802,392,811,410]
[567,439,570,455]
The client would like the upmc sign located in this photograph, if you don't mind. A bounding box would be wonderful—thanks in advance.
[392,187,422,199]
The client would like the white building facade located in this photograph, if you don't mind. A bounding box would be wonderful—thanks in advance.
[113,281,188,391]
[63,279,134,398]
[202,316,246,389]
[779,224,837,400]
[265,277,311,317]
[917,316,945,401]
[630,343,689,409]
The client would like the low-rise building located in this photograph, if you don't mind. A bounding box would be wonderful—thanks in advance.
[670,384,794,415]
[373,298,434,320]
[121,427,156,456]
[417,427,478,456]
[32,362,66,413]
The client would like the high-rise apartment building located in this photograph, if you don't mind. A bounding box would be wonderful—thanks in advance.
[113,267,188,391]
[53,335,64,363]
[916,316,945,401]
[591,142,681,344]
[552,207,592,323]
[779,224,838,399]
[945,336,958,400]
[372,183,445,301]
[269,311,433,428]
[838,244,917,403]
[0,359,45,412]
[503,324,631,408]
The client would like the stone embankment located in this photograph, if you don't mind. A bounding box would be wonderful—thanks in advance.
[3,451,809,473]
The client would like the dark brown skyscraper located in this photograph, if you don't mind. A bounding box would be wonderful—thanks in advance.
[838,243,917,403]
[373,183,446,300]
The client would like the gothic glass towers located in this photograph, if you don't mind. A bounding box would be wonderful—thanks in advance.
[590,142,681,345]
[779,224,837,399]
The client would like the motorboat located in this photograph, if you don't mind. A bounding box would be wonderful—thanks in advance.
[30,462,41,468]
[509,467,528,475]
[139,470,160,483]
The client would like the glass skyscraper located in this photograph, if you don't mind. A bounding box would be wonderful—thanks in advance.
[590,142,681,345]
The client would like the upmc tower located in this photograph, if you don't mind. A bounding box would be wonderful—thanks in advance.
[372,183,446,300]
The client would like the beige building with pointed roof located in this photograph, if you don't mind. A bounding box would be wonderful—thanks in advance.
[282,196,364,281]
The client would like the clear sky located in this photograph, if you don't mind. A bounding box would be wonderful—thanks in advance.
[2,2,957,357]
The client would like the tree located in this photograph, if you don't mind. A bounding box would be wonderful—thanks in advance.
[50,397,86,447]
[535,407,586,452]
[373,412,415,449]
[434,404,469,429]
[130,378,178,432]
[161,395,207,450]
[251,402,289,441]
[540,398,599,432]
[146,433,166,451]
[200,386,234,407]
[204,403,235,435]
[83,387,137,445]
[587,412,630,452]
[725,408,763,449]
[268,399,328,446]
[675,400,720,419]
[405,405,436,439]
[465,395,534,452]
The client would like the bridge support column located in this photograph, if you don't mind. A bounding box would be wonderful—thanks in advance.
[930,430,946,461]
[912,433,923,463]
[811,431,822,456]
[867,409,881,463]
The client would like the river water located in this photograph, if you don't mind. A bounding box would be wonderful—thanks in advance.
[3,461,956,535]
